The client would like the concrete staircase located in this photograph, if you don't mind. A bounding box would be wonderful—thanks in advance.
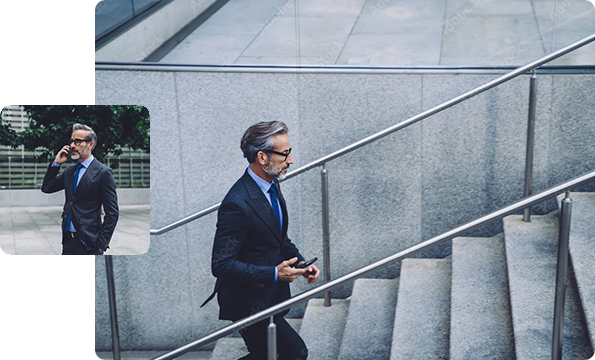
[208,191,595,359]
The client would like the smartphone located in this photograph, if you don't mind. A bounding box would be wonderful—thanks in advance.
[291,257,317,269]
[66,149,72,159]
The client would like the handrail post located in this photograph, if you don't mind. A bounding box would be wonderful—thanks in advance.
[321,165,332,306]
[267,316,277,360]
[552,192,572,360]
[105,255,121,360]
[523,70,538,222]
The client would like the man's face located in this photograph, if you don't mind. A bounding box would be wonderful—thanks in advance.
[263,134,294,180]
[70,129,92,160]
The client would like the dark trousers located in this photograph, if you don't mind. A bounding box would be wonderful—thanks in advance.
[62,232,101,255]
[238,317,308,360]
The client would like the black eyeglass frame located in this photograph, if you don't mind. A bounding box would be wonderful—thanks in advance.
[70,138,92,146]
[267,148,292,161]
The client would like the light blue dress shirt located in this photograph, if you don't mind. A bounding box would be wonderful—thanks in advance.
[53,155,95,232]
[247,166,282,282]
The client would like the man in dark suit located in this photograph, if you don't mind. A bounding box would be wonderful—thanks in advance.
[211,121,320,360]
[42,123,119,255]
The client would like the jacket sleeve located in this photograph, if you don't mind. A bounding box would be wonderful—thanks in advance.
[41,164,65,193]
[212,200,276,287]
[282,236,305,263]
[98,167,119,250]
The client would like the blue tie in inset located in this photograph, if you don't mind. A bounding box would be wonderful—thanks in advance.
[268,184,282,231]
[65,163,83,233]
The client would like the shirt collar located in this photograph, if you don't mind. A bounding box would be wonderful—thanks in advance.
[247,166,273,193]
[79,154,95,169]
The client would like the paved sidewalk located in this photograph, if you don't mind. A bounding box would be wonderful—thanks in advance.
[160,0,595,66]
[0,205,150,255]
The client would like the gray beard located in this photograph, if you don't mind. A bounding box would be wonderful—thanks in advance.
[263,159,286,180]
[71,146,89,160]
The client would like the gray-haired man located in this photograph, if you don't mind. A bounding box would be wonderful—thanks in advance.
[210,121,319,359]
[42,123,119,255]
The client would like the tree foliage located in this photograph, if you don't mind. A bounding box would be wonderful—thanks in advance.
[15,105,150,166]
[0,121,18,148]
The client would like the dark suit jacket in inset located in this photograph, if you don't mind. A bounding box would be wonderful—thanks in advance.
[41,159,119,251]
[212,170,305,321]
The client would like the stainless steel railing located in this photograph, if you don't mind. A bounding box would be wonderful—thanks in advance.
[150,32,595,236]
[150,170,595,360]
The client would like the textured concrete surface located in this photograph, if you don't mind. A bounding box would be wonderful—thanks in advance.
[390,259,450,360]
[548,75,595,193]
[154,0,595,66]
[560,192,595,354]
[338,279,398,360]
[0,205,149,255]
[450,235,515,360]
[209,338,248,360]
[299,299,349,360]
[503,212,592,360]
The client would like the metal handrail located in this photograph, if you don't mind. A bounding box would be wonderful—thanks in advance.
[96,63,595,75]
[151,169,595,360]
[150,32,595,236]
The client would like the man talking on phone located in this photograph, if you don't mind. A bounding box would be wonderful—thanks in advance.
[42,123,119,255]
[207,121,320,359]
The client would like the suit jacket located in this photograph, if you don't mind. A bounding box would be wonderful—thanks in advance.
[211,170,305,321]
[41,159,119,251]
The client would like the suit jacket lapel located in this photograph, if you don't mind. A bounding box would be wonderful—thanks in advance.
[242,172,282,242]
[274,180,289,238]
[65,164,76,198]
[74,159,101,197]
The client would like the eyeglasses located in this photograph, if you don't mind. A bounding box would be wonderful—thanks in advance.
[70,138,91,146]
[268,148,292,161]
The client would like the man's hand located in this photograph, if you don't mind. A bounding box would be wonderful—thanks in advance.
[54,145,70,165]
[277,257,308,283]
[300,263,320,284]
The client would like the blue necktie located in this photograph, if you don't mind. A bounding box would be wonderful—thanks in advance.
[65,163,83,233]
[268,184,282,231]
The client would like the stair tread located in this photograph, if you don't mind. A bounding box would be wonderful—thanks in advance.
[503,212,592,359]
[391,258,450,360]
[451,234,515,359]
[299,298,350,360]
[338,278,399,360]
[208,338,247,360]
[561,192,595,350]
[208,318,302,360]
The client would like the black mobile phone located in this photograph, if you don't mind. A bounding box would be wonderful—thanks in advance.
[291,257,317,269]
[67,149,72,159]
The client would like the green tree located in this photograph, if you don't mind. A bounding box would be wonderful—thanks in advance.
[0,121,19,148]
[19,105,150,166]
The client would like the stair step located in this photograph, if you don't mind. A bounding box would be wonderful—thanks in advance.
[338,278,399,360]
[390,258,450,360]
[450,234,515,359]
[299,298,350,360]
[503,212,592,359]
[560,192,595,355]
[208,318,302,360]
[208,337,248,360]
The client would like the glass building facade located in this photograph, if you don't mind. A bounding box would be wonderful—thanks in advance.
[96,0,163,40]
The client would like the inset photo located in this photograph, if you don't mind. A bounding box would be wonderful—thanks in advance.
[0,105,150,255]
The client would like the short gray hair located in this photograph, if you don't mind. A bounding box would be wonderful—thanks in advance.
[72,123,97,150]
[240,121,288,163]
